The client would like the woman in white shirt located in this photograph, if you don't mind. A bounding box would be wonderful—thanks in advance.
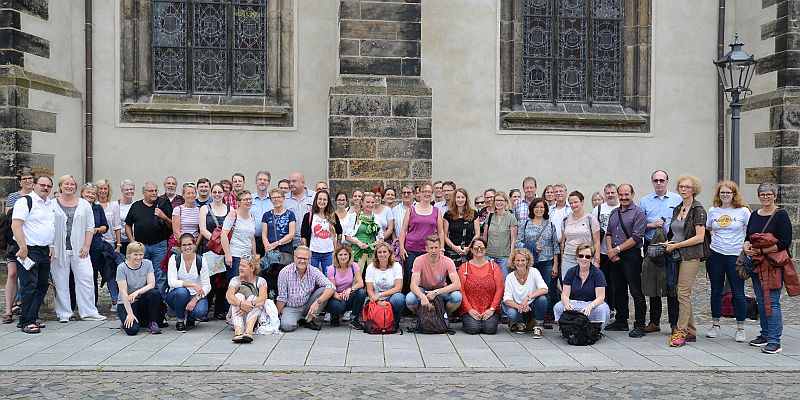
[167,233,211,332]
[365,241,405,321]
[503,248,548,338]
[705,181,751,342]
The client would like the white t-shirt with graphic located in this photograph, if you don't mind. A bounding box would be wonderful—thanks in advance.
[310,214,336,253]
[707,206,751,256]
[365,262,403,297]
[594,202,619,254]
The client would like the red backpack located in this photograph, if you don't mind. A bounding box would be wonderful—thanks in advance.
[362,300,397,334]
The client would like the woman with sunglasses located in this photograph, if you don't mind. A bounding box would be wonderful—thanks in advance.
[300,190,343,271]
[459,237,503,335]
[705,181,750,342]
[198,183,230,320]
[171,183,200,246]
[3,167,34,324]
[226,254,268,343]
[167,233,210,331]
[743,183,795,354]
[51,175,106,322]
[554,243,610,330]
[474,195,485,210]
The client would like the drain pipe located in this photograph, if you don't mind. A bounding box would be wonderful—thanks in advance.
[716,0,726,181]
[84,0,93,181]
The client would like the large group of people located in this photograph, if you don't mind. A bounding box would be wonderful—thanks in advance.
[2,168,795,355]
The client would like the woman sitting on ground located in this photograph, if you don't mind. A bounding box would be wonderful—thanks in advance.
[167,233,211,332]
[554,243,610,329]
[458,237,503,335]
[226,254,268,343]
[116,242,162,335]
[365,241,406,324]
[325,245,367,329]
[503,247,549,338]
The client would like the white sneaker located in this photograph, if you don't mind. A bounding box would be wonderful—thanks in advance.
[59,316,70,323]
[706,325,721,338]
[532,326,543,339]
[735,329,747,342]
[82,314,107,321]
[109,303,117,313]
[342,311,353,321]
[323,313,331,322]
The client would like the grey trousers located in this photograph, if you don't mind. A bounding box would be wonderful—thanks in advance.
[280,287,328,332]
[461,313,500,335]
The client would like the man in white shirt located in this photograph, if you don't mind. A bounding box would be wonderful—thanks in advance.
[11,175,55,333]
[434,181,455,214]
[594,183,619,313]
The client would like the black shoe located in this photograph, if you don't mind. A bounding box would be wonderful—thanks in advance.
[304,319,322,331]
[157,319,169,328]
[215,312,227,320]
[749,336,768,347]
[330,316,340,327]
[187,316,196,328]
[350,320,363,330]
[175,321,186,332]
[201,316,211,323]
[605,321,629,331]
[628,326,646,338]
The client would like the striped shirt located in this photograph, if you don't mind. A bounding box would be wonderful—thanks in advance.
[175,205,200,237]
[276,263,334,307]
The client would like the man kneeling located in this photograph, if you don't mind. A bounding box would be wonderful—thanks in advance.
[276,246,335,332]
[405,235,462,315]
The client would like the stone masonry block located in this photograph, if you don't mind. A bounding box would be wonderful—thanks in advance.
[329,138,377,159]
[329,159,348,179]
[360,40,419,58]
[377,138,431,159]
[329,116,352,136]
[340,20,397,40]
[416,117,431,138]
[349,159,411,179]
[745,167,779,184]
[340,39,360,56]
[771,105,800,130]
[0,28,50,58]
[340,1,360,19]
[0,129,31,152]
[754,130,800,148]
[7,0,49,20]
[392,96,431,117]
[397,23,421,40]
[401,58,421,76]
[773,148,800,166]
[341,56,402,75]
[411,160,432,179]
[0,106,56,132]
[352,116,416,137]
[0,85,28,107]
[360,2,420,22]
[330,94,391,116]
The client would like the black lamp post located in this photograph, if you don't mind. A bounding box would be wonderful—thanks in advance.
[714,33,757,185]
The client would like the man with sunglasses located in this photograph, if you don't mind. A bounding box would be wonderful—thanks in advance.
[11,175,55,334]
[639,170,681,334]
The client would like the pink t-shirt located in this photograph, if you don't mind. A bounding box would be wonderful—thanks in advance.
[325,262,360,293]
[563,214,600,257]
[412,254,456,290]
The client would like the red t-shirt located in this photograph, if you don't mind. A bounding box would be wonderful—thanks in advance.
[412,254,456,290]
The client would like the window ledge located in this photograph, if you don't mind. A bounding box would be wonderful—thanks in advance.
[501,110,648,133]
[120,100,292,126]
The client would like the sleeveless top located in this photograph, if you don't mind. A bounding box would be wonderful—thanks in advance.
[202,204,229,245]
[405,206,439,253]
[176,205,200,237]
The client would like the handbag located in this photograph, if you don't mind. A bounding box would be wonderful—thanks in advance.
[207,205,235,255]
[521,219,548,263]
[271,210,294,265]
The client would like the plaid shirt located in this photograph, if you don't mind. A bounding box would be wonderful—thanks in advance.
[223,192,239,209]
[276,263,334,307]
[514,198,530,222]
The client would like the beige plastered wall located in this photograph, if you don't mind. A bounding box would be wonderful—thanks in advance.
[424,0,735,206]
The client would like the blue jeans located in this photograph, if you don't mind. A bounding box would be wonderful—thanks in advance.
[225,256,242,283]
[533,259,556,312]
[117,288,162,335]
[707,250,746,322]
[488,256,510,280]
[166,287,210,321]
[752,273,783,346]
[144,240,168,297]
[17,246,51,327]
[325,288,367,320]
[502,295,548,322]
[311,251,333,272]
[406,289,462,309]
[402,250,425,294]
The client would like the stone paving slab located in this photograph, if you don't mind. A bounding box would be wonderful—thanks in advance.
[2,318,800,372]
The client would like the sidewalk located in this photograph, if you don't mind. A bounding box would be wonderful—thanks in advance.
[1,319,799,372]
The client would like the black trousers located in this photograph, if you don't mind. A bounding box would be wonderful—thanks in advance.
[612,249,647,327]
[643,239,678,325]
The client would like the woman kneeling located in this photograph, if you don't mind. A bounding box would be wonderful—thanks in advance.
[502,247,549,338]
[116,242,162,335]
[554,243,610,330]
[226,255,268,343]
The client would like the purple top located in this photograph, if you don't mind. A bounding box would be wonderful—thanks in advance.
[325,263,360,293]
[405,206,439,252]
[606,203,647,249]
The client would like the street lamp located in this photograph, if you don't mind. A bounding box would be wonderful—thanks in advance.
[714,33,757,185]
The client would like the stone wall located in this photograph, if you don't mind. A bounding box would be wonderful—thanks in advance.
[745,0,800,261]
[0,0,58,198]
[329,0,431,195]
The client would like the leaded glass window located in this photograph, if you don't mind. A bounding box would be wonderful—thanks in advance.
[523,0,622,103]
[152,0,267,95]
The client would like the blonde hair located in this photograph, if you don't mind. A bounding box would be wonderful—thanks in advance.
[575,242,595,257]
[96,178,113,200]
[370,241,396,268]
[269,188,284,198]
[240,255,261,276]
[675,174,702,196]
[126,241,145,256]
[509,247,533,270]
[57,174,77,189]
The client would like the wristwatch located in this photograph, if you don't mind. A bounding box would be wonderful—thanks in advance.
[489,307,496,312]
[316,299,323,305]
[614,246,621,253]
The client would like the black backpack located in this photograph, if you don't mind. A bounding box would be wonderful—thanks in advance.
[558,310,601,346]
[407,296,454,335]
[174,253,203,274]
[0,195,32,252]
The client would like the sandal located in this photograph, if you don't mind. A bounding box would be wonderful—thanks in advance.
[242,334,253,343]
[22,324,40,334]
[11,301,21,315]
[34,321,45,329]
[2,313,13,324]
[232,334,244,343]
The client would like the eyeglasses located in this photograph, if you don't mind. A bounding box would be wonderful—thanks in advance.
[719,191,733,196]
[577,254,593,260]
[144,189,157,193]
[652,179,666,183]
[421,190,433,194]
[211,190,224,195]
[402,191,414,195]
[758,193,775,198]
[20,176,34,181]
[678,185,694,190]
[38,183,53,189]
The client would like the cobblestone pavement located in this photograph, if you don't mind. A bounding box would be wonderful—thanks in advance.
[0,371,799,399]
